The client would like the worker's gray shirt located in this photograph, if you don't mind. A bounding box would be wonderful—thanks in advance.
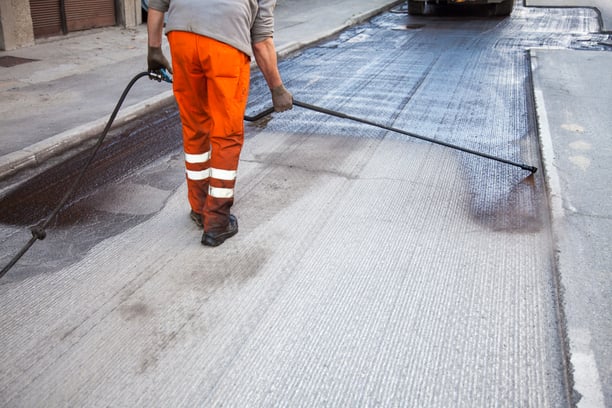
[148,0,276,58]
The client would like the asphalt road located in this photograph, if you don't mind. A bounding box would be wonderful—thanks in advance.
[0,4,606,406]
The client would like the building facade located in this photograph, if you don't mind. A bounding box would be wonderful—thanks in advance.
[0,0,142,50]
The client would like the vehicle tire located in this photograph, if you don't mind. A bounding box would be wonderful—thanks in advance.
[490,0,514,16]
[408,0,426,15]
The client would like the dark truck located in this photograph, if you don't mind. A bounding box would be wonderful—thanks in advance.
[407,0,514,16]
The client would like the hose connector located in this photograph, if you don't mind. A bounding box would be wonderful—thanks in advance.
[30,226,47,240]
[148,68,173,84]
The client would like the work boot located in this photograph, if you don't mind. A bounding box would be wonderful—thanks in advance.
[190,210,203,228]
[202,214,238,247]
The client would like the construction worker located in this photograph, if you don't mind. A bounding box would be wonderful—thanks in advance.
[146,0,293,246]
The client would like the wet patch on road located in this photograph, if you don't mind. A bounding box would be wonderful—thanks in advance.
[0,109,184,281]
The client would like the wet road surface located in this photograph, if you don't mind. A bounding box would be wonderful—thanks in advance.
[0,3,605,406]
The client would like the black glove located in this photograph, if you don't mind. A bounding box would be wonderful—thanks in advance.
[271,84,293,112]
[147,46,173,73]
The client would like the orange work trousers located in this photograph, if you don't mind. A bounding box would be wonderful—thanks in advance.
[168,32,251,233]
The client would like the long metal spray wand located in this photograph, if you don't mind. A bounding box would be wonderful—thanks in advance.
[295,100,537,173]
[245,100,537,173]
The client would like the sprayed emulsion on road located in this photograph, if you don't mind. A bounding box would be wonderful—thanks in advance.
[0,4,604,406]
[247,5,595,234]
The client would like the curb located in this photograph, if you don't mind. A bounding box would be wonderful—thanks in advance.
[0,90,174,180]
[530,49,574,407]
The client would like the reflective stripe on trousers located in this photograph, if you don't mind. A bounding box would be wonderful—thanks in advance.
[168,31,251,233]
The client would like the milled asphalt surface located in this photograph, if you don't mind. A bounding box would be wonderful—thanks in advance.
[0,0,610,406]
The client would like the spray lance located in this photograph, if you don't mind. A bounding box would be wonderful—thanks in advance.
[245,101,537,173]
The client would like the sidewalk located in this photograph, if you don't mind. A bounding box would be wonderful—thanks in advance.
[0,0,403,181]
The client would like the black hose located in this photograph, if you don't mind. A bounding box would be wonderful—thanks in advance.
[1,71,165,279]
[2,74,277,279]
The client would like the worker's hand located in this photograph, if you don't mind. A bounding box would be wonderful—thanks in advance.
[271,84,293,112]
[147,46,173,74]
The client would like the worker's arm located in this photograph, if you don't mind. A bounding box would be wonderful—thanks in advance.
[253,38,292,112]
[147,9,172,73]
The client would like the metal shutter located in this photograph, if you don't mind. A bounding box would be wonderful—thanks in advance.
[29,0,63,38]
[65,0,116,32]
[29,0,116,38]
